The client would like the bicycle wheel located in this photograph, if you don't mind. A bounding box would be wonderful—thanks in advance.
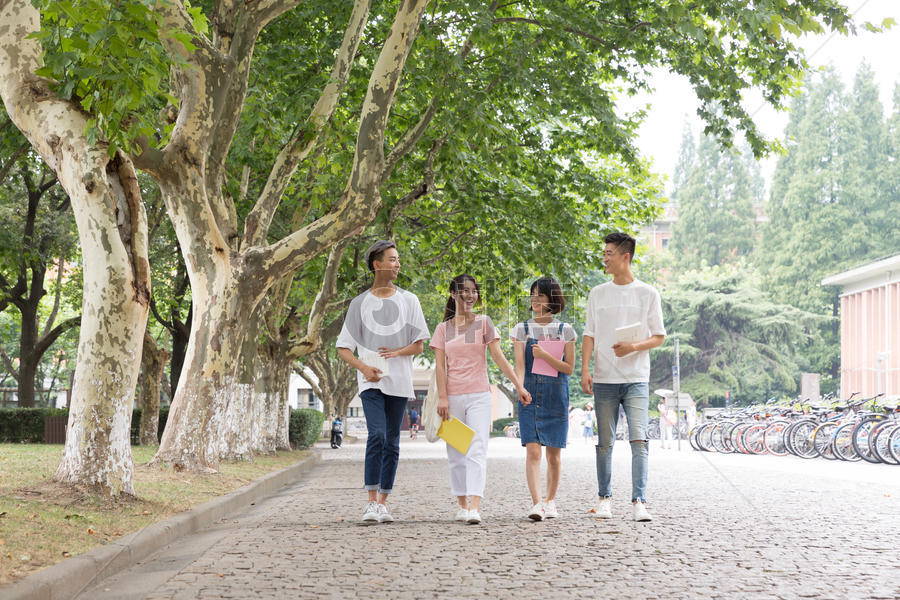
[729,423,749,453]
[742,424,768,455]
[688,424,703,451]
[889,425,900,464]
[763,420,789,456]
[787,419,818,459]
[782,419,804,456]
[853,416,886,464]
[697,422,716,451]
[871,422,899,465]
[724,421,744,453]
[812,422,838,460]
[833,423,861,461]
[711,422,731,453]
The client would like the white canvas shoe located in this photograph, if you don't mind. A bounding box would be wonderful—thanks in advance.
[376,503,394,523]
[543,500,558,519]
[466,510,482,524]
[595,497,612,519]
[633,501,652,522]
[362,501,379,522]
[455,507,469,522]
[527,503,544,521]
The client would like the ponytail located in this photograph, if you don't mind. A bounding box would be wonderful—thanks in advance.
[443,274,482,321]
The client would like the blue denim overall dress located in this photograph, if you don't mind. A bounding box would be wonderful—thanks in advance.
[517,321,569,448]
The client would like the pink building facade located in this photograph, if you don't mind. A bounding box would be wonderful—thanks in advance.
[821,254,900,400]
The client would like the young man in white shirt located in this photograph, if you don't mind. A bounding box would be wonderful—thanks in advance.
[336,240,430,523]
[581,232,665,522]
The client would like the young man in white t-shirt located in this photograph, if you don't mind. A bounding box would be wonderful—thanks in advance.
[581,232,665,522]
[336,241,430,524]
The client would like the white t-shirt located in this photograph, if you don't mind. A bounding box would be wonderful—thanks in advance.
[335,288,430,398]
[583,279,665,383]
[509,318,577,342]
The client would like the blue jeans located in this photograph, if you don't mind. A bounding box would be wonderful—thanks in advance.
[360,389,408,495]
[594,383,649,503]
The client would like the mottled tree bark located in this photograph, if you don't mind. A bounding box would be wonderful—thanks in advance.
[138,332,169,446]
[0,0,150,495]
[149,0,429,471]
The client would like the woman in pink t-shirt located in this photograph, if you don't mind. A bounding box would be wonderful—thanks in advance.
[431,274,531,524]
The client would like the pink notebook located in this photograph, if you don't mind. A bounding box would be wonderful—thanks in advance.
[531,340,566,376]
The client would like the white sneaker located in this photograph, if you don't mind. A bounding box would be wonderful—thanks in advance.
[527,503,544,521]
[362,501,379,522]
[466,509,482,524]
[633,501,652,522]
[455,507,469,522]
[595,497,612,519]
[376,503,394,523]
[543,500,558,519]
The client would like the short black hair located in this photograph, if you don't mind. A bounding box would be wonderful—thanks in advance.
[604,232,635,262]
[530,277,566,314]
[365,240,397,273]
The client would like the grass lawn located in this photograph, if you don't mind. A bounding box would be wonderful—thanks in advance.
[0,444,310,586]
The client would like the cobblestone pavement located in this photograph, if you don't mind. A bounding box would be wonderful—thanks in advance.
[80,437,900,599]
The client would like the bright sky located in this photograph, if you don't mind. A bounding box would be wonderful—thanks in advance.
[632,0,900,195]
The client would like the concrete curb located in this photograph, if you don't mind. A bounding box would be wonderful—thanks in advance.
[2,451,322,600]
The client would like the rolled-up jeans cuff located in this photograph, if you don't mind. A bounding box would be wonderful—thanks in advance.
[633,497,646,503]
[364,484,379,491]
[379,488,392,496]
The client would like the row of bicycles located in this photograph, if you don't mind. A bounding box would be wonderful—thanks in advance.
[688,393,900,464]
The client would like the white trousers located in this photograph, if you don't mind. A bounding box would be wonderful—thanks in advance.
[447,391,493,498]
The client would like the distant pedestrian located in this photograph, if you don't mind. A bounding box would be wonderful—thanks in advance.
[511,277,576,521]
[658,399,675,449]
[336,240,430,524]
[431,274,530,525]
[582,405,595,443]
[409,408,419,439]
[581,232,665,522]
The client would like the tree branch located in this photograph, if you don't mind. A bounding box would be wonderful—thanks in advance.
[34,316,81,359]
[242,0,371,248]
[0,141,28,183]
[384,136,444,238]
[0,347,19,381]
[286,239,349,360]
[40,258,65,339]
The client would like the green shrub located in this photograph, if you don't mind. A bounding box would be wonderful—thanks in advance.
[289,408,325,449]
[492,417,516,433]
[0,406,172,444]
[0,407,67,443]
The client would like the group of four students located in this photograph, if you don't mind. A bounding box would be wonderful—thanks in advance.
[336,232,665,525]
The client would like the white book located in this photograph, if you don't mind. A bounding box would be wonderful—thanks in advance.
[358,348,391,376]
[614,322,643,344]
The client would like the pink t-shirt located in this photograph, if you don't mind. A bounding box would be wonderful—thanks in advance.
[430,316,499,395]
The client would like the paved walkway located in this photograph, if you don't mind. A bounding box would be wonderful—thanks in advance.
[78,437,899,599]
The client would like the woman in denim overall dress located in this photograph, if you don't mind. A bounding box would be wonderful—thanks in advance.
[512,277,576,521]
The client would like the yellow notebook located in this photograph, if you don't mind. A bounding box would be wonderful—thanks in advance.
[437,417,475,454]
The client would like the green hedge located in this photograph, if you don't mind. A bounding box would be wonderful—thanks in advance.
[1,406,321,448]
[0,406,169,444]
[0,408,68,442]
[289,408,326,449]
[492,417,516,433]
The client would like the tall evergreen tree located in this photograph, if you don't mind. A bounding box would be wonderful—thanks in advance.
[669,133,758,269]
[670,121,696,199]
[761,65,895,382]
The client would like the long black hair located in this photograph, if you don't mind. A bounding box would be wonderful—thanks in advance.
[443,274,482,322]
